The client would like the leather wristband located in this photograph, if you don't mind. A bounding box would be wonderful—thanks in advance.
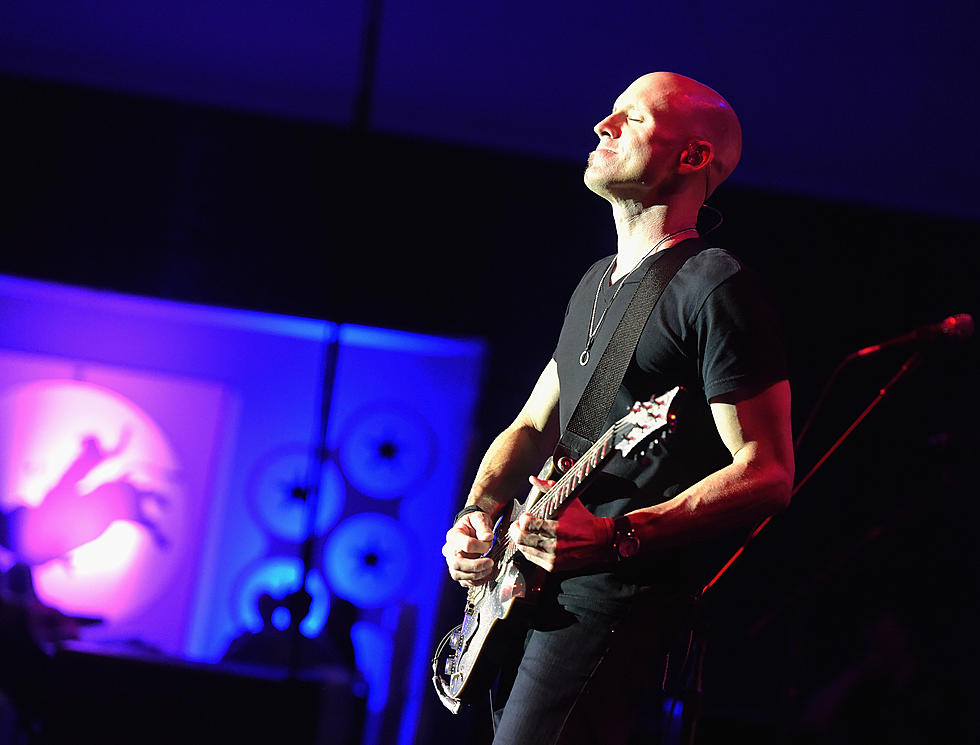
[453,504,486,527]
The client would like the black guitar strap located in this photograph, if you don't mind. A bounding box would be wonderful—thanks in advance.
[559,238,706,457]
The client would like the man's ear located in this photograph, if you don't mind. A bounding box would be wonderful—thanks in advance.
[679,141,713,173]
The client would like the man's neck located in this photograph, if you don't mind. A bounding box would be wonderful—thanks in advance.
[609,202,700,283]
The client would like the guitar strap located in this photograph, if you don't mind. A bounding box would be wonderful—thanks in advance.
[559,238,707,458]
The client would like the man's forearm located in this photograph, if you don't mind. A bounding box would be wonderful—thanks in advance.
[626,380,795,552]
[464,423,555,519]
[628,451,793,551]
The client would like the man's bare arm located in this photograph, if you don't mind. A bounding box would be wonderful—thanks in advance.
[465,359,561,517]
[443,359,560,586]
[630,379,794,547]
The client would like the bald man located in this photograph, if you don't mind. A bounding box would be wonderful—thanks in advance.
[442,73,794,744]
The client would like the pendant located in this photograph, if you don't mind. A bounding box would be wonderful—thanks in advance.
[579,349,590,366]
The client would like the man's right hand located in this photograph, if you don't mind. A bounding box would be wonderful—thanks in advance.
[442,510,497,588]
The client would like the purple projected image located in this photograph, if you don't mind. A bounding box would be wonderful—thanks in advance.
[0,379,184,623]
[0,339,231,656]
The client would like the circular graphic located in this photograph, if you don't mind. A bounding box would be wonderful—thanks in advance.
[247,445,345,542]
[322,513,412,608]
[271,606,291,631]
[337,406,437,498]
[0,379,184,621]
[231,556,329,639]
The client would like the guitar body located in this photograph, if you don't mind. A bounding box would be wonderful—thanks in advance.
[440,464,555,706]
[432,387,685,713]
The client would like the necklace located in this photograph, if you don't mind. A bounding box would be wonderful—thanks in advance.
[579,227,698,366]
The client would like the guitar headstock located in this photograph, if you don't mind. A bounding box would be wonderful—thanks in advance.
[614,386,684,458]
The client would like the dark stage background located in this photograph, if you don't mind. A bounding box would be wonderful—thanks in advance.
[2,66,978,743]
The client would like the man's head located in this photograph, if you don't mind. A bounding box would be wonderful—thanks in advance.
[584,72,741,206]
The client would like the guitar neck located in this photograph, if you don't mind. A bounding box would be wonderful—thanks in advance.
[528,427,618,520]
[491,426,617,568]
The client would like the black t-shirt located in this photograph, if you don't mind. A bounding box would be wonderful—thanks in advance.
[549,238,788,608]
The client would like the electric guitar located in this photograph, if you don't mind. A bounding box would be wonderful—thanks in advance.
[432,386,685,712]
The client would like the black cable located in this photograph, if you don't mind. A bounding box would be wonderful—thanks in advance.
[699,204,724,235]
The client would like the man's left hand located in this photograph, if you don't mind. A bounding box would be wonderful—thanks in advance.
[508,478,615,572]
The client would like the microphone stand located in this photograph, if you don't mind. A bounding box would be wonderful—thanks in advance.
[288,333,342,680]
[674,350,924,745]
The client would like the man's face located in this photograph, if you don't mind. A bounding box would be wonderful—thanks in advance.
[584,74,687,202]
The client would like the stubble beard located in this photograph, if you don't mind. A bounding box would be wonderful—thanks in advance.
[584,151,616,198]
[584,152,640,202]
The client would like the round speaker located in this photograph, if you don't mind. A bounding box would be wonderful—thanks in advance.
[337,406,436,499]
[247,445,345,542]
[322,512,412,608]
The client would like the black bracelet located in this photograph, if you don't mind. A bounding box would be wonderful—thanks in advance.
[453,504,486,526]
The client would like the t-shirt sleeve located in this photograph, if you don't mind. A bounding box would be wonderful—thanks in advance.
[695,268,788,400]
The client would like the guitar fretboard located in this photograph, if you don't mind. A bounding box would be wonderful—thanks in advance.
[490,423,620,567]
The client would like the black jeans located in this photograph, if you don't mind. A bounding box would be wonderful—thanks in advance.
[491,592,689,745]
